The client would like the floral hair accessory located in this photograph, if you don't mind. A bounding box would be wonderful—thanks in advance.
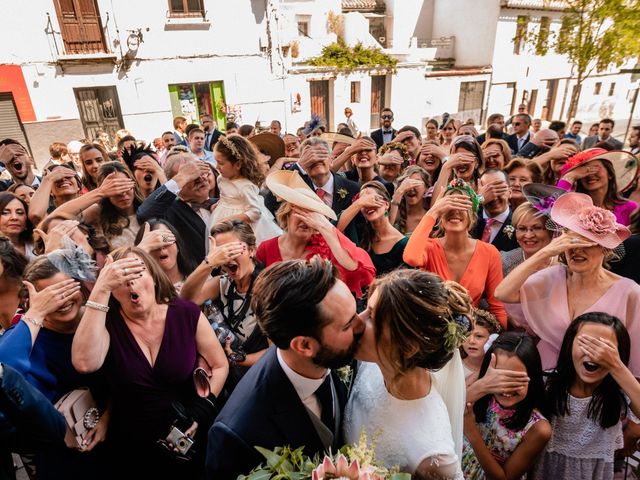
[444,178,479,214]
[577,206,618,236]
[444,313,471,353]
[378,141,410,160]
[522,183,566,217]
[218,135,241,160]
[560,148,608,176]
[47,237,97,281]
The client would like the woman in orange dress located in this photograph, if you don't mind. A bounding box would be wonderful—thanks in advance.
[403,179,507,329]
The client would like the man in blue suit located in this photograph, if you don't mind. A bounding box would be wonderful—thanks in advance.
[206,258,364,479]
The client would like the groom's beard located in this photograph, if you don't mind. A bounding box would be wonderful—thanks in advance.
[312,333,362,370]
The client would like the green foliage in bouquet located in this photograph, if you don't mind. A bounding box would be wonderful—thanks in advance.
[238,427,411,480]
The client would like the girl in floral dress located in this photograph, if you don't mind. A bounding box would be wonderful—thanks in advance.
[463,332,551,479]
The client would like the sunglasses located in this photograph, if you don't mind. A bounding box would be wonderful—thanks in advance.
[381,115,393,119]
[513,122,522,126]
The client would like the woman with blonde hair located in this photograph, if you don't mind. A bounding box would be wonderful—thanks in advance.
[481,138,512,171]
[440,118,461,151]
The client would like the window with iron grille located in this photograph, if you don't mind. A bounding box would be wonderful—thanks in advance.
[169,0,205,17]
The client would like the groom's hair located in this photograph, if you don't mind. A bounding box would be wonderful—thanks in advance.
[251,256,337,349]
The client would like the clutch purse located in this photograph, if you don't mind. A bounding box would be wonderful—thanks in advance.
[54,387,100,448]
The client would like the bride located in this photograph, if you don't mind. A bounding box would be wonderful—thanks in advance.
[344,269,470,479]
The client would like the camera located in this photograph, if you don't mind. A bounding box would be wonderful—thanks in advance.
[157,401,196,461]
[165,426,194,455]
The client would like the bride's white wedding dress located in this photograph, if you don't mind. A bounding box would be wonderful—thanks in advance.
[343,361,463,479]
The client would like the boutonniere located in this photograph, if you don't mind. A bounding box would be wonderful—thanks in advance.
[337,188,349,201]
[336,365,353,386]
[503,225,515,239]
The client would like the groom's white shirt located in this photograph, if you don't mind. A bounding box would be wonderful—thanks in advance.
[277,348,329,419]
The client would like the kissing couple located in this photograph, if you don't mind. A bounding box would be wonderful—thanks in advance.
[205,254,474,479]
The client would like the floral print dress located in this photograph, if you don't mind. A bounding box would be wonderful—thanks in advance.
[462,397,545,479]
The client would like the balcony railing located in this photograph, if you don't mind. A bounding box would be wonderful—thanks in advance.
[413,36,455,59]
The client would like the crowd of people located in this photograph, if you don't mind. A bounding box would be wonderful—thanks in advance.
[0,105,639,480]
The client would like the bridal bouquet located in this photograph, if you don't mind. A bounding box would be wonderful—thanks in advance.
[238,427,411,480]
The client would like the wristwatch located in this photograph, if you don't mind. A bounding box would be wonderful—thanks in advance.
[477,194,485,205]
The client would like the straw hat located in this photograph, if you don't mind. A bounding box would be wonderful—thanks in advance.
[249,132,285,164]
[522,183,566,217]
[320,132,355,146]
[549,192,630,249]
[265,170,337,221]
[561,148,639,192]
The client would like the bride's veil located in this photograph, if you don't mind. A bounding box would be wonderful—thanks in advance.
[431,349,465,461]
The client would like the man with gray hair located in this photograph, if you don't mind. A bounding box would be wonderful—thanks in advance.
[137,148,212,265]
[262,137,360,240]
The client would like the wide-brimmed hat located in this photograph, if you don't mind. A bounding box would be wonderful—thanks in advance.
[320,132,355,146]
[249,133,285,165]
[522,183,566,217]
[550,192,630,249]
[265,170,337,220]
[561,148,639,192]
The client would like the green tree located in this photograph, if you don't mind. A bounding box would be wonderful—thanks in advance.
[525,0,640,121]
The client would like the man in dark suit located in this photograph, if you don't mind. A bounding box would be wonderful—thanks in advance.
[370,107,397,150]
[581,118,623,150]
[473,169,518,252]
[137,152,213,265]
[505,114,532,155]
[476,113,507,145]
[206,258,364,479]
[200,114,223,151]
[262,137,360,240]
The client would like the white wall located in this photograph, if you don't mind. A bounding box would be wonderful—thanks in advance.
[432,0,500,67]
[1,0,290,142]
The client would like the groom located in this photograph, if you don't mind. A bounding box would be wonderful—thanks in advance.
[205,257,364,478]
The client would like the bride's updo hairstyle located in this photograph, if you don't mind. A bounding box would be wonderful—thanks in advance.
[370,269,473,376]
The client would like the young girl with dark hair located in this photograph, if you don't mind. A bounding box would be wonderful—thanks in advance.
[463,332,551,479]
[336,180,407,275]
[533,312,640,479]
[51,161,143,250]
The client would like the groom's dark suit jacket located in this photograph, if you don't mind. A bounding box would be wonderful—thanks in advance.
[205,346,348,479]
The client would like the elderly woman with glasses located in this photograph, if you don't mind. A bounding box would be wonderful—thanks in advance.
[495,192,640,373]
[500,201,554,276]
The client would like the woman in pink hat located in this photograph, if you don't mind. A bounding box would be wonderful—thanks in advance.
[556,148,638,225]
[495,192,640,374]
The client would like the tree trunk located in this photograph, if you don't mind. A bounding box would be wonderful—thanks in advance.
[567,82,582,123]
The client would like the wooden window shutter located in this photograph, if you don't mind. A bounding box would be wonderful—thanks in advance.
[54,0,107,54]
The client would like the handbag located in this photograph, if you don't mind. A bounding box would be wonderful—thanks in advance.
[54,387,100,448]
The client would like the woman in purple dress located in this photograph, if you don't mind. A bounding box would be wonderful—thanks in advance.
[72,246,228,477]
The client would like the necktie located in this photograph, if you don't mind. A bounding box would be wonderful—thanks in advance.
[315,376,334,433]
[316,188,326,200]
[189,199,211,211]
[205,133,211,148]
[316,187,331,207]
[481,218,496,243]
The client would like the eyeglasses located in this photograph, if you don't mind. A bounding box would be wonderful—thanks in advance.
[516,225,545,234]
[381,115,393,120]
[513,122,521,126]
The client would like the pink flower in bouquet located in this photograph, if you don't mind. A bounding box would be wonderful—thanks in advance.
[577,207,618,236]
[312,454,383,480]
